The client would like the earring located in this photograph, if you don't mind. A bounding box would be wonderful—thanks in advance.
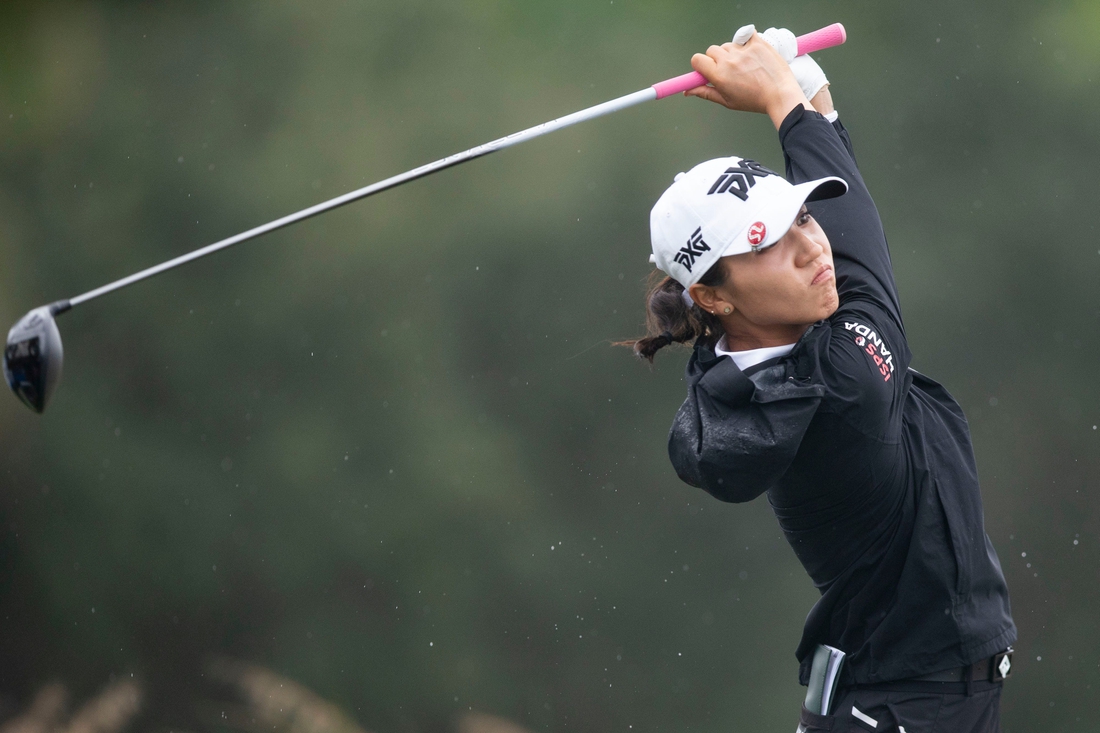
[723,306,732,315]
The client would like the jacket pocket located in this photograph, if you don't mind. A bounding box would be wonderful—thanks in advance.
[798,704,835,732]
[934,479,973,599]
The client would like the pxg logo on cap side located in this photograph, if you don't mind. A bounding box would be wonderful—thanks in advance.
[674,227,710,273]
[706,159,777,201]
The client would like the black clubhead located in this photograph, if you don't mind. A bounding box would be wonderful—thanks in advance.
[3,301,69,413]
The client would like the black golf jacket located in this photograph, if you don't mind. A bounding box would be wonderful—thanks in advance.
[667,105,1016,685]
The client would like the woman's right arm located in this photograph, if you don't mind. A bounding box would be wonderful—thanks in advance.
[780,106,905,329]
[687,35,905,330]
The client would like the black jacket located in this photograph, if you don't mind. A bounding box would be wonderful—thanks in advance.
[667,106,1016,685]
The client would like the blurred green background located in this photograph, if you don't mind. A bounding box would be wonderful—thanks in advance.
[0,1,1097,731]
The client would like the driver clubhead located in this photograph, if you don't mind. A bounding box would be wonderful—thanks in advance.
[3,306,65,413]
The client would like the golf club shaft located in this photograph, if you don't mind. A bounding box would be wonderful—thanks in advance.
[65,88,656,309]
[61,23,845,312]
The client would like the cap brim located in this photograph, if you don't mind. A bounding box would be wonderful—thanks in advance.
[803,177,848,202]
[747,176,848,251]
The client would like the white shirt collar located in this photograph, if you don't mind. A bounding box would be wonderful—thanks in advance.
[714,335,796,372]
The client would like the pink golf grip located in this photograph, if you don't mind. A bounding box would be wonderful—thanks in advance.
[651,22,848,100]
[653,71,708,100]
[796,23,846,56]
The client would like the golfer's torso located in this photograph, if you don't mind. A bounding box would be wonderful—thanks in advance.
[764,307,911,589]
[761,311,1015,681]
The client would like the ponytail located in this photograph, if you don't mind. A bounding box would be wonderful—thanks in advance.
[618,264,728,363]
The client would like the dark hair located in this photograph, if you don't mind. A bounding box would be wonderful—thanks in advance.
[617,262,729,363]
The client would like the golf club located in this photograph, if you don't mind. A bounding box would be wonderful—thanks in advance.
[3,22,846,414]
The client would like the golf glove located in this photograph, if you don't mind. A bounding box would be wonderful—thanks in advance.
[787,54,830,102]
[760,26,798,62]
[760,26,831,102]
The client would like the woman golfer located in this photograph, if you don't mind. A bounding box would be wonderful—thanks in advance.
[629,28,1016,732]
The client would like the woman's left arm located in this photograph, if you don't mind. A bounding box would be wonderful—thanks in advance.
[809,86,834,117]
[686,35,905,330]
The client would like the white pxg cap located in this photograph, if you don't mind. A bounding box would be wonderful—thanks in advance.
[649,157,848,288]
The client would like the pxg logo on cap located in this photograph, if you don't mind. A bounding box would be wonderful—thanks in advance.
[649,156,848,288]
[705,159,777,199]
[673,227,710,273]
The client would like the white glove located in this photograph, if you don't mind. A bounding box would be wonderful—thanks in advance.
[788,54,829,101]
[761,26,830,101]
[732,24,756,46]
[760,26,797,62]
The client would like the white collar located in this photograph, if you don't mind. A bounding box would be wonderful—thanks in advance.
[714,335,796,372]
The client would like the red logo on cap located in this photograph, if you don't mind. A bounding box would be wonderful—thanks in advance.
[747,221,767,246]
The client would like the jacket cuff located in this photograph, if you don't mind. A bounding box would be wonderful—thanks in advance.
[778,103,831,145]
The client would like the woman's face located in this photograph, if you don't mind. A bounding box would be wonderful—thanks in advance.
[691,207,839,347]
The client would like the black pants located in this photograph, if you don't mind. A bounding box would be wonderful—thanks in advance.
[797,679,1003,733]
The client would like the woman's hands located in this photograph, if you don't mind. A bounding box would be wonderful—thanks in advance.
[685,30,813,130]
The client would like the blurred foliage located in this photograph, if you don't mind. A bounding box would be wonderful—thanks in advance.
[0,1,1097,731]
[0,679,139,733]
